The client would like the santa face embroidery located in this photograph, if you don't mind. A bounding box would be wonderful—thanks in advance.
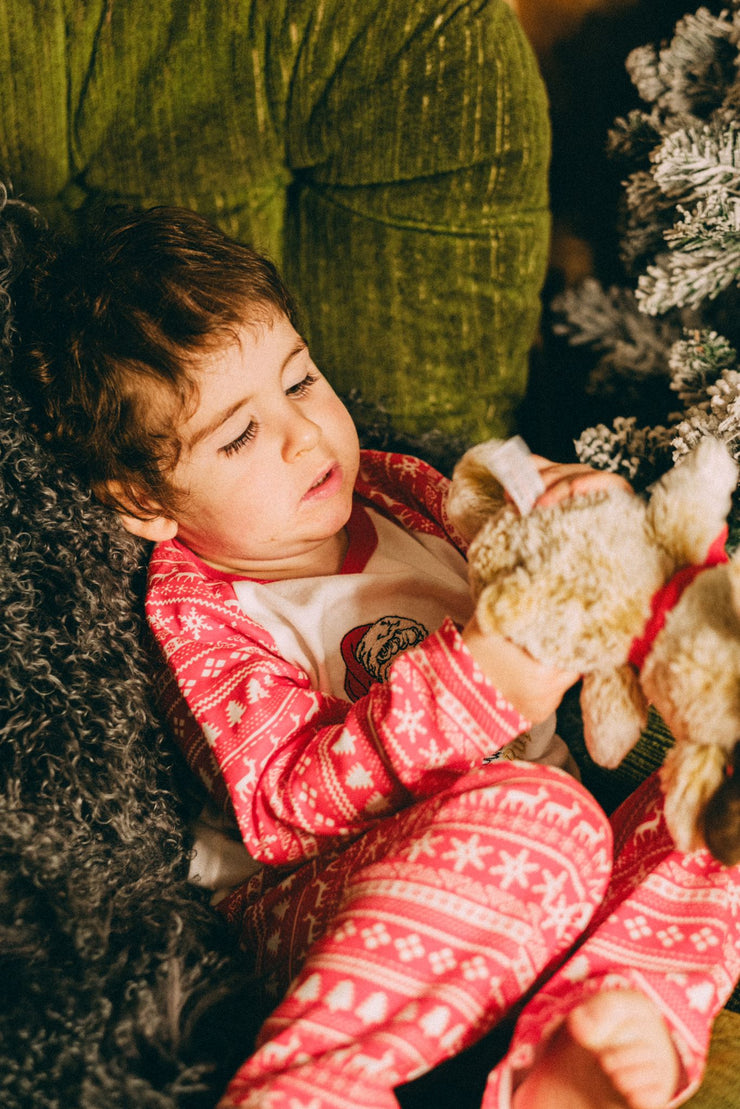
[341,616,428,700]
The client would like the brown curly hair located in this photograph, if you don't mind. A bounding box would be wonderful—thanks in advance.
[11,205,299,518]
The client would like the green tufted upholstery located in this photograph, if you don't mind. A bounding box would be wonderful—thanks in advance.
[0,0,550,441]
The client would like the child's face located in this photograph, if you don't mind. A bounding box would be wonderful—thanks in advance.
[158,312,360,577]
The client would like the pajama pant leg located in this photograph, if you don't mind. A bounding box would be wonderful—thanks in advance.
[482,771,740,1108]
[218,762,612,1109]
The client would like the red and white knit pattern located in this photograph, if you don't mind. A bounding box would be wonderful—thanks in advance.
[483,772,740,1108]
[146,451,526,866]
[145,449,740,1108]
[219,762,612,1108]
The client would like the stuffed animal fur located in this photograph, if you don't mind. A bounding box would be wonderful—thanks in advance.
[447,435,740,864]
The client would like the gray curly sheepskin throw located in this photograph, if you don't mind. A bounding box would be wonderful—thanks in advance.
[0,197,266,1107]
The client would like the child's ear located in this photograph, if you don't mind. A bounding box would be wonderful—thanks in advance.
[117,510,179,543]
[104,482,179,543]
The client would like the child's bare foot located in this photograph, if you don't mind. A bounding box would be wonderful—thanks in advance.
[512,990,681,1109]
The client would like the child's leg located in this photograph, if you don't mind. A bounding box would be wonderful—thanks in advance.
[482,771,740,1109]
[218,762,612,1109]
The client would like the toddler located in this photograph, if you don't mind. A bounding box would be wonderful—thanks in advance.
[14,205,740,1109]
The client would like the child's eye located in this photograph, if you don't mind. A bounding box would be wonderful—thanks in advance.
[221,421,259,458]
[285,372,318,398]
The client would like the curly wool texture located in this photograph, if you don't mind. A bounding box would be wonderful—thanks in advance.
[0,338,264,1102]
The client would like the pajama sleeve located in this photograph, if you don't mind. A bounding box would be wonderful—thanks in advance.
[147,565,528,867]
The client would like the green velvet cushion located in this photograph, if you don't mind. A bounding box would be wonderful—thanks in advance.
[684,1009,740,1107]
[0,0,550,441]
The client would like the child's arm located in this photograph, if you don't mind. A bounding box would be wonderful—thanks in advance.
[149,570,541,868]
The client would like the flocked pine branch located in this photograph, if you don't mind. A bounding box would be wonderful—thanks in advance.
[668,328,737,405]
[574,327,740,486]
[559,2,740,525]
[620,170,677,267]
[672,367,740,459]
[638,190,740,313]
[553,279,680,391]
[651,122,740,197]
[625,7,738,121]
[575,417,674,487]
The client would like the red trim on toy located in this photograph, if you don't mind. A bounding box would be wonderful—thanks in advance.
[628,527,729,672]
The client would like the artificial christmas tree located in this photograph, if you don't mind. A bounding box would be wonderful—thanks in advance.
[553,3,740,543]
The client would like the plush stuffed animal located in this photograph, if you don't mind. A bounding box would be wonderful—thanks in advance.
[447,434,740,864]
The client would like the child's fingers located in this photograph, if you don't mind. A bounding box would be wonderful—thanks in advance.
[537,471,631,508]
[529,457,632,508]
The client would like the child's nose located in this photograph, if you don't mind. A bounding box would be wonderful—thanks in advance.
[282,407,320,460]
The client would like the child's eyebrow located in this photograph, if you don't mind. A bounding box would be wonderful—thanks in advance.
[188,396,254,449]
[186,339,308,449]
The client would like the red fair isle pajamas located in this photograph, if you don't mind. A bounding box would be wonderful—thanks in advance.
[146,450,740,1108]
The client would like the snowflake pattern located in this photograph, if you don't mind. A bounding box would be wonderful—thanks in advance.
[489,848,538,890]
[532,868,569,907]
[405,830,442,863]
[540,895,587,939]
[180,607,211,639]
[417,736,455,766]
[146,603,173,635]
[442,834,496,873]
[727,882,740,918]
[390,701,429,744]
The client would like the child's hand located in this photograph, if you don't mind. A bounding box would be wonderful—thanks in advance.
[462,613,580,724]
[460,453,628,722]
[528,456,631,509]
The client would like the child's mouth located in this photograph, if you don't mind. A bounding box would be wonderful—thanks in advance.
[304,464,342,501]
[311,469,332,490]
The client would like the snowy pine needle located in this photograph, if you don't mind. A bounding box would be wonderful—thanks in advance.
[668,329,738,405]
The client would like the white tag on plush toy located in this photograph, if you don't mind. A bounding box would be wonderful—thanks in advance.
[486,436,545,515]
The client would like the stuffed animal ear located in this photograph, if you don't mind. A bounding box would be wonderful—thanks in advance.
[580,666,647,768]
[729,553,740,616]
[447,439,509,545]
[661,742,729,856]
[702,741,740,866]
[646,437,738,567]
